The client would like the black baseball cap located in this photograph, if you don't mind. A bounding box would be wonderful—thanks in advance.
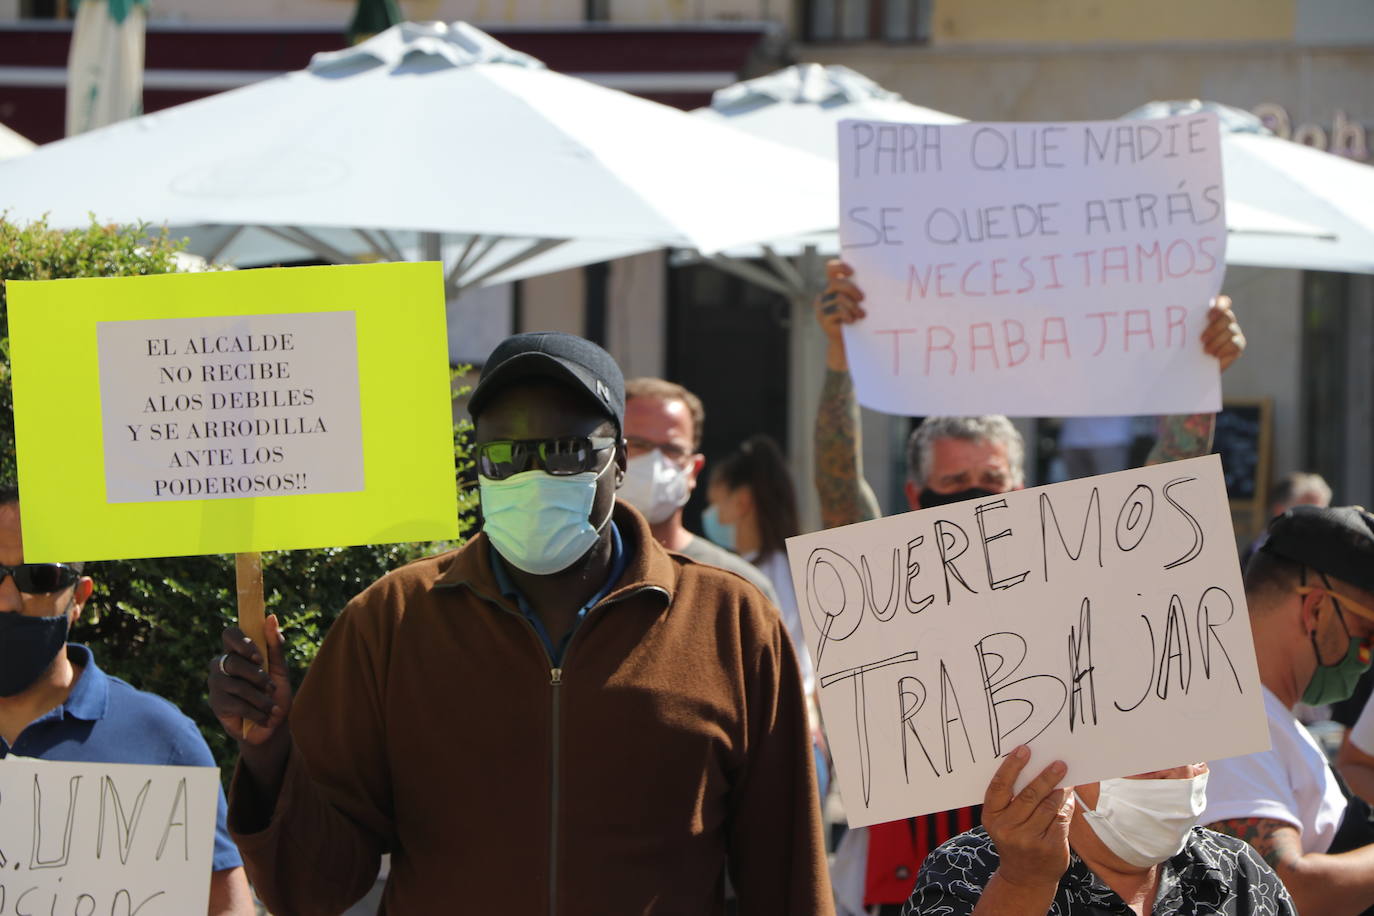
[468,332,624,435]
[1262,505,1374,594]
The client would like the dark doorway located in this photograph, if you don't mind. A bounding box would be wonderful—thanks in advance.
[1302,271,1351,493]
[667,262,790,534]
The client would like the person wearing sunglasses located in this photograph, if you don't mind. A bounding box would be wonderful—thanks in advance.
[211,331,832,915]
[0,489,253,915]
[1199,506,1374,916]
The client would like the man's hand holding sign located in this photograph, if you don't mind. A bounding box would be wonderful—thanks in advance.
[5,262,457,913]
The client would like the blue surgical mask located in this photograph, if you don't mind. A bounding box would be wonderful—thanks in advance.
[701,504,736,552]
[479,457,615,576]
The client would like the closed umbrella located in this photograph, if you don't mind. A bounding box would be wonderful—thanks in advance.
[66,0,147,136]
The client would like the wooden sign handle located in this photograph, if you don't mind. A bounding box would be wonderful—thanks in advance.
[235,552,267,738]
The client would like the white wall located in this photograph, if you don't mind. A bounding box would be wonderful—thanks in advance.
[1216,266,1304,478]
[519,268,584,335]
[606,251,667,380]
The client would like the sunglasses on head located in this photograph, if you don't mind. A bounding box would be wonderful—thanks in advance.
[477,436,617,481]
[0,563,80,594]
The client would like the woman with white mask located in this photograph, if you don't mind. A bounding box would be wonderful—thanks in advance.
[903,747,1296,916]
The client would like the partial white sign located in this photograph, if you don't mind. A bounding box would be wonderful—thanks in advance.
[837,114,1227,416]
[0,758,219,913]
[97,312,364,503]
[787,456,1267,827]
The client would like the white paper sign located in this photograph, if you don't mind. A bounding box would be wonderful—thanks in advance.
[96,312,364,503]
[787,456,1268,828]
[0,758,219,913]
[837,114,1227,417]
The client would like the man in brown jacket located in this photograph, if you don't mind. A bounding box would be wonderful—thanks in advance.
[208,331,832,915]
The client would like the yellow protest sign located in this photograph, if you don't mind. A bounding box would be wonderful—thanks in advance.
[8,262,459,561]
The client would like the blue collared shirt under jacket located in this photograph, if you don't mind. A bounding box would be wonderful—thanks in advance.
[490,521,628,666]
[0,643,243,872]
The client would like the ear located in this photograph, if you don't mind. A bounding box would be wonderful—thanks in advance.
[684,453,705,492]
[69,576,94,626]
[614,439,627,487]
[1299,588,1327,634]
[905,479,921,510]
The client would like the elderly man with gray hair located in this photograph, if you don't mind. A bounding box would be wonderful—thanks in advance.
[812,259,1246,915]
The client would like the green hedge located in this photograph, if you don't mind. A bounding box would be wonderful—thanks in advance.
[1,218,478,766]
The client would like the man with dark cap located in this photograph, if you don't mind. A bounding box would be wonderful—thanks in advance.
[1201,505,1374,916]
[207,331,832,915]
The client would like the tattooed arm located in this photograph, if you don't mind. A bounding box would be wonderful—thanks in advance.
[1208,817,1374,916]
[814,261,881,529]
[816,368,881,529]
[1145,296,1245,466]
[1146,412,1215,465]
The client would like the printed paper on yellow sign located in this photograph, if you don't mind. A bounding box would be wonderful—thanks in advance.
[8,262,459,561]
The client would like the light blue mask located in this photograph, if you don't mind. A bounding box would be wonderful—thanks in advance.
[480,458,614,576]
[701,504,736,552]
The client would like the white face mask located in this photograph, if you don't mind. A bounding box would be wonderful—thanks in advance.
[619,450,690,524]
[479,457,615,576]
[1076,771,1208,868]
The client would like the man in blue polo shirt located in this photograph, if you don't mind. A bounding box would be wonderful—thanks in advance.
[0,491,252,914]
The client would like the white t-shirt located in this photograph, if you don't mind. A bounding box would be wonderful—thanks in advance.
[751,549,815,696]
[1201,686,1347,854]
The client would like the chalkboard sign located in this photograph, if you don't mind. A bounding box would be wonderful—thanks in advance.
[1212,398,1273,537]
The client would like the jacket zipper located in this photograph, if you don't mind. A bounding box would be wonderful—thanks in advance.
[549,665,563,916]
[476,584,669,916]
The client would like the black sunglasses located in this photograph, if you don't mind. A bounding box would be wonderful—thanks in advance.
[478,436,617,481]
[0,563,80,594]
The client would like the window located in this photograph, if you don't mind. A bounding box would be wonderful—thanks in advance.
[20,0,67,18]
[806,0,930,42]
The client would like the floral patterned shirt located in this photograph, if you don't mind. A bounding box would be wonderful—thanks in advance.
[904,826,1296,915]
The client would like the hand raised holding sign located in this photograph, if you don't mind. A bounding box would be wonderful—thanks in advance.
[979,746,1074,914]
[1201,295,1245,371]
[818,261,1248,376]
[209,616,293,799]
[814,259,865,372]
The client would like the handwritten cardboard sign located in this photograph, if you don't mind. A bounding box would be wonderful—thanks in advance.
[0,758,219,914]
[786,456,1267,827]
[837,114,1227,417]
[9,262,459,561]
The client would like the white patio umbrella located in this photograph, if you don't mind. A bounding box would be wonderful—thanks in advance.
[485,63,966,296]
[0,122,35,161]
[1125,100,1374,275]
[0,21,837,296]
[490,79,1359,293]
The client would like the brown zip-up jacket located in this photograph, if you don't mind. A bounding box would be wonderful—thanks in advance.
[228,502,833,915]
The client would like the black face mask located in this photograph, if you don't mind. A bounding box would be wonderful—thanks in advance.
[918,487,999,509]
[0,611,70,697]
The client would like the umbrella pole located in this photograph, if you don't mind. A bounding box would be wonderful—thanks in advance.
[235,552,267,738]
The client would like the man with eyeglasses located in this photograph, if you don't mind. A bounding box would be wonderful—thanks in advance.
[210,331,832,915]
[620,376,780,606]
[1199,505,1374,916]
[0,488,253,914]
